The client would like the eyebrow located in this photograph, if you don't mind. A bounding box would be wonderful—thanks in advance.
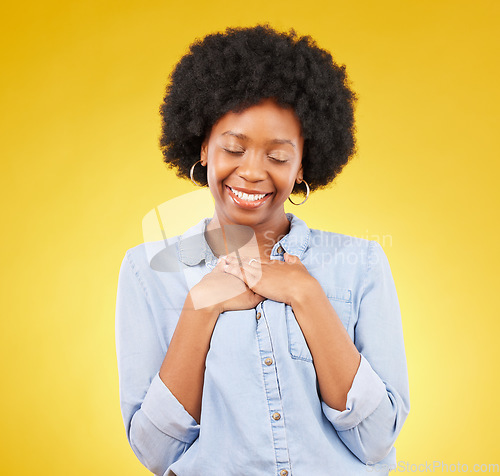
[221,131,296,149]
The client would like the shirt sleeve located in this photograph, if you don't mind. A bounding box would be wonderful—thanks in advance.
[321,240,410,464]
[115,250,200,475]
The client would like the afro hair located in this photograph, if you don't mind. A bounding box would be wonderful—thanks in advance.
[159,24,357,195]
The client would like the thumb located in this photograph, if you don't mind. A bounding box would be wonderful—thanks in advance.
[212,255,227,272]
[284,252,297,263]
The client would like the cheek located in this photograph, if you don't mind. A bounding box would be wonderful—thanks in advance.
[274,171,298,195]
[207,155,234,188]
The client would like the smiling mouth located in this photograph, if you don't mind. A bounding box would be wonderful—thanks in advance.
[226,185,272,209]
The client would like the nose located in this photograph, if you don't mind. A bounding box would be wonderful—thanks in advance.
[236,152,267,182]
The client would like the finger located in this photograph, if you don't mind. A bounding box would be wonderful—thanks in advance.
[212,255,227,272]
[223,261,246,281]
[225,255,262,271]
[248,258,261,268]
[224,255,258,273]
[224,260,261,288]
[223,254,245,266]
[242,261,262,290]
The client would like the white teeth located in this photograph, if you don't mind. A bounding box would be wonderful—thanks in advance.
[230,187,267,201]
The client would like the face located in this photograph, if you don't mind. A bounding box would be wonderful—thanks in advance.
[200,98,304,230]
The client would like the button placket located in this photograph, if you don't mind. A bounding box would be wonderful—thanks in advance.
[255,302,290,470]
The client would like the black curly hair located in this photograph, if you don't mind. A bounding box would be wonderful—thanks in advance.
[159,24,357,195]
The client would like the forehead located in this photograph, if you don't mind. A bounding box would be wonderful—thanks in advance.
[210,98,304,141]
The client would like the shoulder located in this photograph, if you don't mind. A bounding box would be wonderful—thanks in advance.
[286,213,383,268]
[117,235,189,312]
[120,214,209,286]
[307,227,377,263]
[123,236,184,277]
[305,226,388,275]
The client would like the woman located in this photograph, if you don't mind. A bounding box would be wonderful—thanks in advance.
[116,25,409,476]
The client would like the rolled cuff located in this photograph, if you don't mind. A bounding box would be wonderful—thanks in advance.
[322,354,386,431]
[141,372,200,444]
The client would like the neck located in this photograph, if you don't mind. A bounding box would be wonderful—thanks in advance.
[205,212,290,261]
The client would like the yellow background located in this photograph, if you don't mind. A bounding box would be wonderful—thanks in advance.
[1,0,498,473]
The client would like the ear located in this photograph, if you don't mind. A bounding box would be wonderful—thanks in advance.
[200,139,208,166]
[295,164,303,184]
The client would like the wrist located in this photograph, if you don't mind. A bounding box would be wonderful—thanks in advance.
[187,282,224,316]
[290,276,323,308]
[183,292,220,323]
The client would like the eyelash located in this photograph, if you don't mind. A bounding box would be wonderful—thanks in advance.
[223,148,288,163]
[223,149,244,155]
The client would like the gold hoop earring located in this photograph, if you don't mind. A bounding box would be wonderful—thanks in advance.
[288,180,310,205]
[190,160,205,187]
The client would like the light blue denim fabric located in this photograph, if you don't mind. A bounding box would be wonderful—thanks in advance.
[115,213,410,476]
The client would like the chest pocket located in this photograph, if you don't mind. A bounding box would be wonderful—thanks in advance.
[285,286,352,363]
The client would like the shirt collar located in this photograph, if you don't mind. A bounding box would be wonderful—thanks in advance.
[278,213,311,259]
[177,217,214,266]
[177,213,311,266]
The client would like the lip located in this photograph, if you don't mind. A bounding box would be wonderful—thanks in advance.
[225,185,273,209]
[227,185,272,194]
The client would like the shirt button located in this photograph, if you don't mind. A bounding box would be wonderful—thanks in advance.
[272,412,281,421]
[280,470,289,476]
[264,358,273,366]
[256,312,261,320]
[276,245,284,254]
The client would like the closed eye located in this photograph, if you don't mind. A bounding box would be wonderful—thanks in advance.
[223,148,244,155]
[268,156,288,163]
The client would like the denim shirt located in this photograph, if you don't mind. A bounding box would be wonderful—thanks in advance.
[115,213,410,476]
